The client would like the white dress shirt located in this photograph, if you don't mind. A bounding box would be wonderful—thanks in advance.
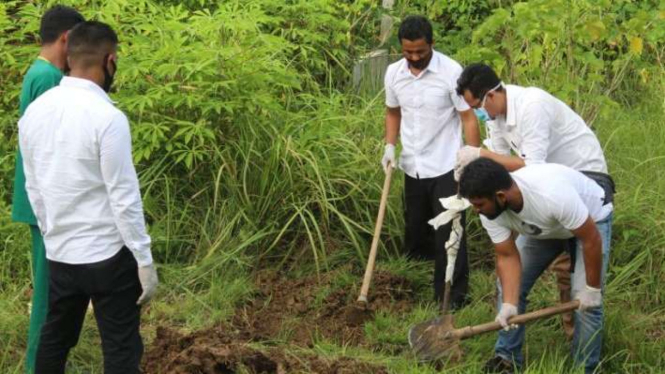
[481,164,613,244]
[19,77,153,266]
[385,51,470,179]
[486,85,607,173]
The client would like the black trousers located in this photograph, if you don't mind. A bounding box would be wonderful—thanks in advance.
[36,247,143,374]
[404,170,469,305]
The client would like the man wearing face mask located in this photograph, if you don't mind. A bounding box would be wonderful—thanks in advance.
[382,15,480,306]
[19,21,157,374]
[10,6,85,373]
[459,158,613,374]
[453,63,614,340]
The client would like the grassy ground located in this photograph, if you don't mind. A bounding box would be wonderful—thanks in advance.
[0,96,663,373]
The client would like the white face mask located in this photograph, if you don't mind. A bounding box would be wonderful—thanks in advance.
[477,82,502,120]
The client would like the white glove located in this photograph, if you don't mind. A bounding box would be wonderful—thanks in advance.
[454,145,481,181]
[495,303,518,331]
[381,143,396,172]
[137,264,159,305]
[576,285,602,311]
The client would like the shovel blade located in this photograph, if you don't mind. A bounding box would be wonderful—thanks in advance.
[408,314,462,362]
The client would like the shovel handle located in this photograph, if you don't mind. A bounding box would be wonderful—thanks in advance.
[358,164,393,303]
[453,300,580,339]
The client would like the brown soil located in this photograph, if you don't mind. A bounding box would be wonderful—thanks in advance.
[231,270,415,346]
[143,326,389,374]
[143,270,416,373]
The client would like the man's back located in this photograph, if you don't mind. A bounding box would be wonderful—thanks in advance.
[19,76,139,264]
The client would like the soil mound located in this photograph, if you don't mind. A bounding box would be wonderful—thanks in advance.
[143,326,389,374]
[232,270,415,346]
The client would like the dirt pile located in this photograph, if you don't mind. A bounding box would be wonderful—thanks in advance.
[232,270,416,346]
[143,326,389,374]
[143,270,416,372]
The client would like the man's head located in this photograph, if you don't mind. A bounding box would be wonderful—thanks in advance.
[67,21,118,92]
[398,15,433,71]
[40,5,85,45]
[456,63,505,119]
[459,158,514,220]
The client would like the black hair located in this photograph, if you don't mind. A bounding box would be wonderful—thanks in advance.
[67,21,118,67]
[398,15,433,44]
[39,5,84,45]
[459,158,513,199]
[455,63,503,99]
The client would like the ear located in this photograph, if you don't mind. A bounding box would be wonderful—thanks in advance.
[495,190,507,203]
[61,30,69,44]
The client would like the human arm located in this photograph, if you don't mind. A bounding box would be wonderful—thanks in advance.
[99,113,153,267]
[459,108,480,146]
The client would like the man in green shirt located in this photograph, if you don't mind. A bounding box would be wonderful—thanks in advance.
[12,6,84,373]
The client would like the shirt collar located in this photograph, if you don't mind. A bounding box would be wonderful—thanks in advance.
[59,76,115,104]
[400,49,439,76]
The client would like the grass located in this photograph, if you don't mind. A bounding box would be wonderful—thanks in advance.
[1,92,664,373]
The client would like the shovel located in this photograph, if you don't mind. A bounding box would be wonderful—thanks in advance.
[408,210,465,361]
[345,163,393,325]
[409,300,580,362]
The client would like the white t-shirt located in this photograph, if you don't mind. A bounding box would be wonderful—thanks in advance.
[486,85,607,173]
[384,51,470,179]
[481,164,613,244]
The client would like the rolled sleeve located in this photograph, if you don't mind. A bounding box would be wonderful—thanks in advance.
[519,102,551,165]
[100,112,153,266]
[480,216,512,244]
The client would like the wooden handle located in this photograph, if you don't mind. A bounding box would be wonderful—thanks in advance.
[357,164,393,303]
[453,300,580,339]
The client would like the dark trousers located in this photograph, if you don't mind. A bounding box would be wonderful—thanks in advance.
[404,170,469,305]
[36,247,143,374]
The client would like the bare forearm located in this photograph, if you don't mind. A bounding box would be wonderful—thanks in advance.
[460,110,480,146]
[496,252,521,305]
[385,107,401,145]
[480,148,526,171]
[582,237,602,288]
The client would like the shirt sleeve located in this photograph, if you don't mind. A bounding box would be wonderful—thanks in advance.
[518,101,551,165]
[449,65,470,112]
[100,112,153,266]
[480,215,512,244]
[384,65,399,108]
[18,118,47,233]
[547,186,590,231]
[487,121,512,155]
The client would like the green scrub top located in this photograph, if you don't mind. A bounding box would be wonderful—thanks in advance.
[11,57,63,224]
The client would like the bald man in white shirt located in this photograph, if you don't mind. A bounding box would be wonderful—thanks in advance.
[381,15,480,306]
[20,21,156,374]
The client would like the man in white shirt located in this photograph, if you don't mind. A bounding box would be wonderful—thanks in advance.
[453,63,615,337]
[381,15,480,306]
[459,158,612,374]
[19,21,157,374]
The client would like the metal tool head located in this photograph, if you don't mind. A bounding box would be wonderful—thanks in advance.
[408,314,463,362]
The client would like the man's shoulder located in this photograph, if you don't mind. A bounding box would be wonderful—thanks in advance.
[24,59,62,83]
[385,58,406,77]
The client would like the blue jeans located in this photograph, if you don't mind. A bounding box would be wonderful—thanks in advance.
[494,213,612,373]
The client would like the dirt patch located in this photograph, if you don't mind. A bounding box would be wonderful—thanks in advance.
[143,326,389,374]
[231,270,416,346]
[144,270,415,372]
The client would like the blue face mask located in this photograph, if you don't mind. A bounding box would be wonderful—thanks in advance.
[474,108,491,122]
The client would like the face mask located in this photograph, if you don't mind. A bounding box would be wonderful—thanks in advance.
[482,195,507,220]
[102,54,116,93]
[474,108,491,122]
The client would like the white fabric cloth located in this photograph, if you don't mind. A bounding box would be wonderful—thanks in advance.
[19,76,153,266]
[384,50,470,179]
[485,85,607,173]
[481,164,613,244]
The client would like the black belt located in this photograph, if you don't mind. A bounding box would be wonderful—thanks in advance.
[581,171,616,205]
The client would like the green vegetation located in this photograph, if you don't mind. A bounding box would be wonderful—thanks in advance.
[0,0,663,373]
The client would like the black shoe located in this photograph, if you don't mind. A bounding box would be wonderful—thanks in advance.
[483,356,517,374]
